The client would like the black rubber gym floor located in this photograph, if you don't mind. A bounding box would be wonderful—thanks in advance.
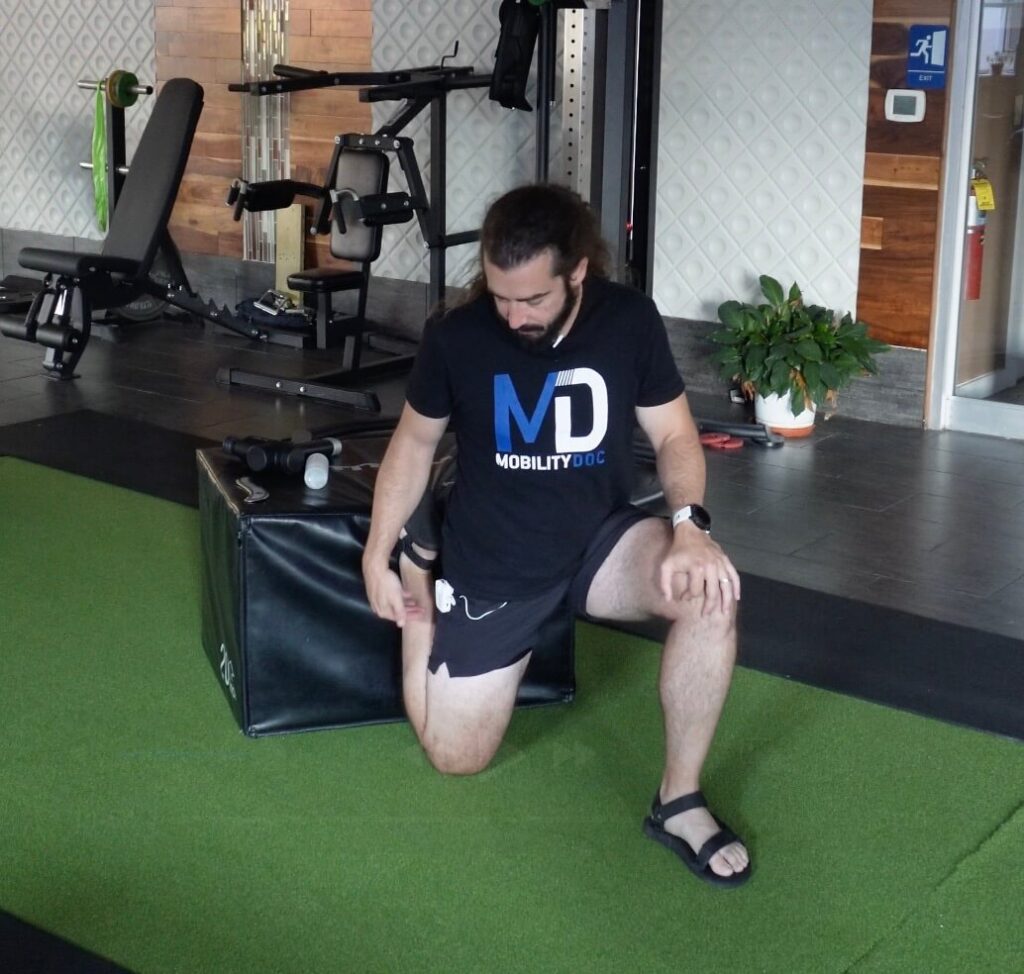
[0,911,135,974]
[0,410,212,506]
[2,408,1022,741]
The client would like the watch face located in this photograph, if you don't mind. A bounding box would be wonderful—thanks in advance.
[689,504,711,531]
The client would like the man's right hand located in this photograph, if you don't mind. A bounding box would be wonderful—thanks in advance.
[364,564,429,629]
[360,403,449,629]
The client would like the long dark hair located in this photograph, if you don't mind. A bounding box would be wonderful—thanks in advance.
[458,183,610,307]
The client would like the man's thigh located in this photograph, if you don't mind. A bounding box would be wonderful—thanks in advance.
[419,580,568,772]
[577,515,671,622]
[422,653,532,773]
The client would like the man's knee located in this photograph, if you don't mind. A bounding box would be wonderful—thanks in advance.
[655,592,738,634]
[415,657,526,775]
[421,734,497,776]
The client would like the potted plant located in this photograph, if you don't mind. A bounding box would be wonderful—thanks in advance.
[988,51,1009,76]
[711,275,889,436]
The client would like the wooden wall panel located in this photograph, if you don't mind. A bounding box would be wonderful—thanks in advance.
[863,152,941,189]
[858,186,938,344]
[874,0,950,17]
[289,36,370,63]
[299,0,371,9]
[155,0,373,265]
[155,7,188,31]
[861,216,884,250]
[856,0,953,350]
[289,0,373,270]
[308,11,373,38]
[155,0,241,257]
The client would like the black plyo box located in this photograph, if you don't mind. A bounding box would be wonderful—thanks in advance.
[197,440,575,736]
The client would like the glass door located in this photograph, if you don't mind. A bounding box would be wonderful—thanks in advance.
[932,0,1024,438]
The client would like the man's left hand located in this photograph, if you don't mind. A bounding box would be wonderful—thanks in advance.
[658,526,741,615]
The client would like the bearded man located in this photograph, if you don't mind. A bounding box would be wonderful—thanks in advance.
[362,184,751,887]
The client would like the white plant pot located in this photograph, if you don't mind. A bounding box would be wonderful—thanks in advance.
[754,391,816,437]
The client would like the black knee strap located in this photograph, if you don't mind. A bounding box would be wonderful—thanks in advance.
[398,534,436,572]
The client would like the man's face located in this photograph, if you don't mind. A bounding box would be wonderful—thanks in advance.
[484,250,587,351]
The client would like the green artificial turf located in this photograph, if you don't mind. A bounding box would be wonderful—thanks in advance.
[1,457,1022,973]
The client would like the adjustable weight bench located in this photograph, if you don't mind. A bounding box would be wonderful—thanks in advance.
[1,78,266,378]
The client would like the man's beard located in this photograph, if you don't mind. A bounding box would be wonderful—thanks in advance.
[503,278,579,352]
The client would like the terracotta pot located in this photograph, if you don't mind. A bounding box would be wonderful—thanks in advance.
[754,391,816,437]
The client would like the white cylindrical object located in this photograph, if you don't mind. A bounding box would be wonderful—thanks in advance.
[304,452,330,489]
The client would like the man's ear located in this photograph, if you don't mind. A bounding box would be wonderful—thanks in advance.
[570,257,588,287]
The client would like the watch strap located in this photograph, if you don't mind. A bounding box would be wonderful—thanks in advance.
[671,505,710,532]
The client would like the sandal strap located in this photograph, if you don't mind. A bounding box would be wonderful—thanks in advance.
[695,827,738,871]
[651,789,707,822]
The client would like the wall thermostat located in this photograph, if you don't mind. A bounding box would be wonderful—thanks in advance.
[885,88,926,122]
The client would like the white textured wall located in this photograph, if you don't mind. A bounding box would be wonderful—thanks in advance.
[655,0,871,319]
[371,0,536,287]
[0,0,156,239]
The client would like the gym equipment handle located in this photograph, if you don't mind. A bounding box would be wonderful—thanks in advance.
[77,79,153,96]
[79,162,129,175]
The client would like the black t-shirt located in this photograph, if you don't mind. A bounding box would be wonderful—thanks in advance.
[405,276,685,599]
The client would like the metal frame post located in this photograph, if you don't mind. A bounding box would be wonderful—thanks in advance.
[592,0,661,294]
[429,92,447,310]
[105,97,126,218]
[561,7,601,198]
[599,0,636,284]
[536,2,556,181]
[631,0,662,294]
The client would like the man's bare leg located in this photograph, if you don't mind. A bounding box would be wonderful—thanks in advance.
[398,541,528,774]
[397,539,437,740]
[420,653,531,775]
[585,518,749,878]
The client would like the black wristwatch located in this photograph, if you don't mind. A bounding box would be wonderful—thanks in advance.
[671,504,711,533]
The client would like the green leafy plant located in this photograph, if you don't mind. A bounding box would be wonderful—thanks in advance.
[711,275,889,412]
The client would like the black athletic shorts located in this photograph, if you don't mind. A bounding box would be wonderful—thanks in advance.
[427,506,653,678]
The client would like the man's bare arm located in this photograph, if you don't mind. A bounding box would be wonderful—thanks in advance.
[636,393,706,513]
[636,394,740,612]
[362,403,449,625]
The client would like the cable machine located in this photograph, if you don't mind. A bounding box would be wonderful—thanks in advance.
[489,0,662,291]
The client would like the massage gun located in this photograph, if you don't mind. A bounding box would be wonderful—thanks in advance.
[222,435,342,477]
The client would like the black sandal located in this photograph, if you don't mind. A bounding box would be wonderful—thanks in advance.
[643,790,752,888]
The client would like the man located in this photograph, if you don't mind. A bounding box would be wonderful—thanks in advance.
[362,184,750,887]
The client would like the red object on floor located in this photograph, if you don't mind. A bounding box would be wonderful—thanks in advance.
[700,432,744,451]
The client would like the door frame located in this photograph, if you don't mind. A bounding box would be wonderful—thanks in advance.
[928,0,1024,438]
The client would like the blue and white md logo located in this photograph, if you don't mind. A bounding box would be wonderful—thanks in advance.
[493,368,608,470]
[907,25,947,89]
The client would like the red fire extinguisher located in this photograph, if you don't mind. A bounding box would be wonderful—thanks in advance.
[965,172,990,301]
